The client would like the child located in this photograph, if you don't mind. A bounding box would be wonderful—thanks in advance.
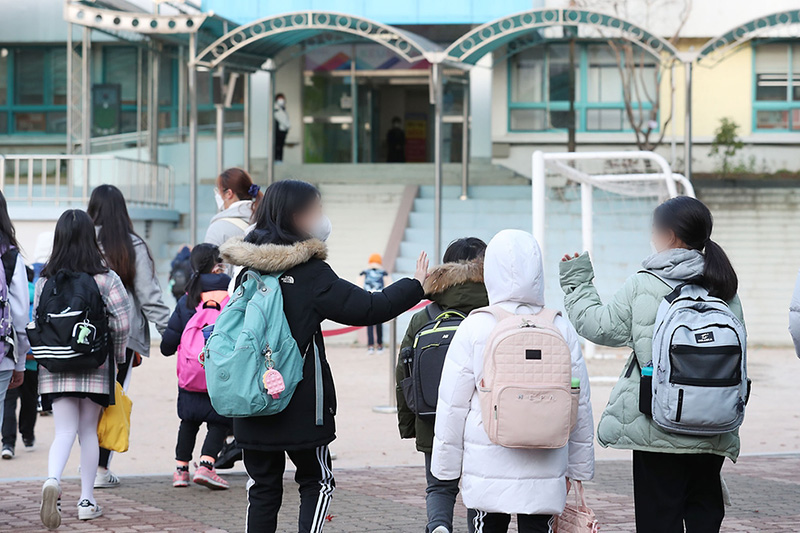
[396,238,488,533]
[432,230,594,533]
[35,210,131,529]
[359,253,390,353]
[160,244,232,490]
[559,196,742,532]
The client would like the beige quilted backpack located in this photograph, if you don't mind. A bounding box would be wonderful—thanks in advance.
[477,306,579,449]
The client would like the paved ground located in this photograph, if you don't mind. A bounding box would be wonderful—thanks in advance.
[1,455,799,532]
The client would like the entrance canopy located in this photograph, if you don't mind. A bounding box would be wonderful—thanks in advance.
[697,9,800,65]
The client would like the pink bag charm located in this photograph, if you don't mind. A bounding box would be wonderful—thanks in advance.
[263,368,286,399]
[551,480,599,533]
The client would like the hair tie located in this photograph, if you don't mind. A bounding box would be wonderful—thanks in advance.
[248,184,261,198]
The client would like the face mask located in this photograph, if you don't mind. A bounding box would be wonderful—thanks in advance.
[214,189,225,212]
[309,214,332,242]
[276,98,285,107]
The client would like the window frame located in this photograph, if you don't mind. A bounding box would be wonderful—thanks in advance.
[751,41,800,133]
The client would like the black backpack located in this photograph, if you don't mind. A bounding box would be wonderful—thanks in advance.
[28,271,110,373]
[401,304,466,420]
[169,247,192,300]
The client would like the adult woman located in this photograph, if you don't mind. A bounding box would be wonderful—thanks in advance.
[37,210,131,529]
[87,185,170,487]
[559,196,742,533]
[219,179,427,533]
[205,168,263,246]
[0,191,30,434]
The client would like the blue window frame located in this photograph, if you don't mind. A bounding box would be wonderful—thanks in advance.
[507,42,658,133]
[752,42,800,132]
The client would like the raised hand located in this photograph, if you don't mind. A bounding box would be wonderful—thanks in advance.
[414,251,429,285]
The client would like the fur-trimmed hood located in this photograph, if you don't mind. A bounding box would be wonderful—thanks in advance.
[219,236,328,273]
[423,258,484,296]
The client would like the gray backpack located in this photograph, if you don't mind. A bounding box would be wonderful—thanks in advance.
[647,274,748,436]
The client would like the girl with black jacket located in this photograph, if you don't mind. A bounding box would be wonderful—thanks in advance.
[219,179,427,533]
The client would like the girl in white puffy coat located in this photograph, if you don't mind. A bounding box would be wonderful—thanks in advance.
[432,230,595,533]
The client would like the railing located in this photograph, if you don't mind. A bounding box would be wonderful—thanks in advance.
[0,154,174,209]
[90,123,245,154]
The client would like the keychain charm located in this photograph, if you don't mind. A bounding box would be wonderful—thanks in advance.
[263,368,286,399]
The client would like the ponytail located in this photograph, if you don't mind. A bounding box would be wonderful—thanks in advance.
[653,196,738,302]
[184,244,221,309]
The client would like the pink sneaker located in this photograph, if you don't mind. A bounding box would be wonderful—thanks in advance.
[193,465,229,490]
[173,470,190,488]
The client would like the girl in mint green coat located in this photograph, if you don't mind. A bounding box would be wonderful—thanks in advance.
[559,196,742,533]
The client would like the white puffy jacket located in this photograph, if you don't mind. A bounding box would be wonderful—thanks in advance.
[431,229,595,515]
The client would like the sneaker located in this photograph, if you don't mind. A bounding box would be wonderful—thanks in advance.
[23,437,35,450]
[215,440,242,470]
[77,499,103,521]
[1,446,14,460]
[193,465,229,490]
[94,468,120,489]
[377,345,384,353]
[431,527,450,533]
[40,478,62,530]
[367,347,375,354]
[173,469,190,488]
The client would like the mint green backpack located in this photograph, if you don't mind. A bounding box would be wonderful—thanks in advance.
[204,270,308,419]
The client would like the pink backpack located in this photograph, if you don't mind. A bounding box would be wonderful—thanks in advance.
[477,306,579,449]
[177,291,229,392]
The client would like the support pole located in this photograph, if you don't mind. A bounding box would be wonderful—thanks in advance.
[265,60,276,185]
[670,62,676,165]
[81,26,91,155]
[178,45,186,141]
[188,33,198,245]
[136,47,143,160]
[581,182,595,359]
[215,70,225,175]
[372,319,398,414]
[432,62,444,264]
[150,46,160,165]
[350,44,358,163]
[66,23,73,156]
[460,80,470,200]
[531,151,546,252]
[243,73,251,171]
[683,60,692,181]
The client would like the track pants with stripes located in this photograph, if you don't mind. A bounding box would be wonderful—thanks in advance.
[243,445,335,533]
[467,509,552,533]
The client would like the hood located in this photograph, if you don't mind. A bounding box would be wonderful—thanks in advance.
[198,272,231,292]
[484,230,544,307]
[210,200,253,223]
[641,248,705,281]
[219,236,327,273]
[423,259,484,296]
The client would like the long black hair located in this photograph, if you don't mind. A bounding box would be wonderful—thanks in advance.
[443,237,487,263]
[41,210,108,278]
[653,196,738,301]
[0,190,19,251]
[245,180,320,246]
[185,243,221,309]
[87,184,148,289]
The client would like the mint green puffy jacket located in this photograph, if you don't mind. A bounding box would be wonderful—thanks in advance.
[559,250,743,461]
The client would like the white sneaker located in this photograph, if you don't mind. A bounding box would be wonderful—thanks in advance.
[40,478,62,530]
[94,468,120,488]
[77,499,103,520]
[431,527,450,533]
[1,446,13,460]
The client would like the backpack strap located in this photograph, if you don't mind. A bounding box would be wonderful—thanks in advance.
[1,248,18,289]
[221,217,250,232]
[475,305,514,322]
[426,302,443,321]
[639,270,706,304]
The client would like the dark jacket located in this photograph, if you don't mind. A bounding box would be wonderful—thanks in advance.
[220,236,424,451]
[395,259,488,453]
[160,273,232,357]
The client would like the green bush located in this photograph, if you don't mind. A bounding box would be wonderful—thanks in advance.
[709,118,744,176]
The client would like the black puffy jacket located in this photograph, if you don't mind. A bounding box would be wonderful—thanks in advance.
[220,236,423,451]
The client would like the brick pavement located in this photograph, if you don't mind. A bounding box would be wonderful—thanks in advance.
[1,455,799,532]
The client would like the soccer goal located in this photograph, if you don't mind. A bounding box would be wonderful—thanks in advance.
[531,151,695,358]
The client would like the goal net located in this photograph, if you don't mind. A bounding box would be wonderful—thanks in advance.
[531,151,694,358]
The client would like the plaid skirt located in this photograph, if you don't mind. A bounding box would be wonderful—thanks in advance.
[38,356,114,399]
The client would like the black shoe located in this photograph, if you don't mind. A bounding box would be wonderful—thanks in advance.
[215,440,243,470]
[23,437,35,450]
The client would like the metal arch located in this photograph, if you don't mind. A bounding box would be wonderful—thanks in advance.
[445,8,680,65]
[194,11,437,70]
[697,9,800,65]
[63,2,207,35]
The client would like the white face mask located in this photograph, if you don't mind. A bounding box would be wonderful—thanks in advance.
[276,98,285,107]
[214,189,225,212]
[309,214,332,242]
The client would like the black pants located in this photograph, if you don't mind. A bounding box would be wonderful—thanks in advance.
[467,509,552,533]
[633,450,725,533]
[275,129,288,161]
[1,369,38,447]
[366,324,383,347]
[175,419,228,462]
[243,445,334,533]
[99,349,135,468]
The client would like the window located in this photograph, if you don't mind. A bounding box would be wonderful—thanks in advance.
[753,43,800,131]
[15,49,45,105]
[508,42,657,133]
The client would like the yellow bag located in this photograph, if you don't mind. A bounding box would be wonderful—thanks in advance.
[97,382,132,453]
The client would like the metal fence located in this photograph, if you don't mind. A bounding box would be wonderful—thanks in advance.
[0,154,174,208]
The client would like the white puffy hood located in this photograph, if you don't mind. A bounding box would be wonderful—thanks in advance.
[484,229,545,308]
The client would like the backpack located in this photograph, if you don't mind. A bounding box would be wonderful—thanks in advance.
[169,247,192,301]
[477,306,579,449]
[204,270,305,418]
[401,303,465,420]
[647,274,748,436]
[0,247,19,365]
[177,291,230,393]
[28,270,109,373]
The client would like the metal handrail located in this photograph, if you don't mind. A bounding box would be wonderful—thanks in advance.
[0,154,174,209]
